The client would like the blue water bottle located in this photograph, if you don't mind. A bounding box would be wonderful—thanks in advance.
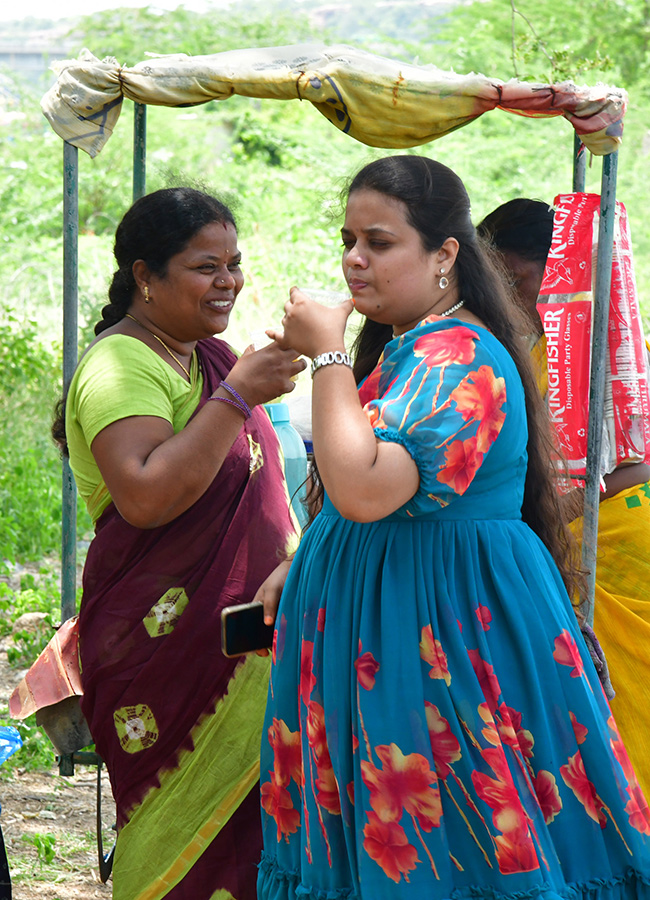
[265,402,309,528]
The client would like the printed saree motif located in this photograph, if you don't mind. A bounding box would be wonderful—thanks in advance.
[78,337,296,900]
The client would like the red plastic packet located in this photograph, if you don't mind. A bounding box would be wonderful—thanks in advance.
[538,192,650,480]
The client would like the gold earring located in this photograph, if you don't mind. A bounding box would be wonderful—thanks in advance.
[144,285,151,303]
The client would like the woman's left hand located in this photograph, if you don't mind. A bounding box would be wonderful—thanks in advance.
[268,287,354,358]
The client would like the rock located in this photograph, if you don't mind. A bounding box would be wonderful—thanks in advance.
[12,612,49,635]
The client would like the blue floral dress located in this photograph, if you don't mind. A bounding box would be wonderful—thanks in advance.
[257,318,650,900]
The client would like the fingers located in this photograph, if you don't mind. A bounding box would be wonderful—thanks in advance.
[265,327,285,345]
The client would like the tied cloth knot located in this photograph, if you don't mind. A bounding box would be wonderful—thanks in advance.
[580,622,615,701]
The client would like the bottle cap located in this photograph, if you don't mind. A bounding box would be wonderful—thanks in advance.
[264,402,289,423]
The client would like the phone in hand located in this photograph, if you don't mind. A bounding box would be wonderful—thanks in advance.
[221,601,274,658]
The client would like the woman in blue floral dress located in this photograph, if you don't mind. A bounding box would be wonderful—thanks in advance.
[255,156,650,900]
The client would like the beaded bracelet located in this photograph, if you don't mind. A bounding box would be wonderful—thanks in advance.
[207,395,250,420]
[220,380,252,419]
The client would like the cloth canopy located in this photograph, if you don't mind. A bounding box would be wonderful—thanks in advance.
[41,44,627,158]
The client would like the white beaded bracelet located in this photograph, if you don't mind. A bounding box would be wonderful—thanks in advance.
[310,350,352,378]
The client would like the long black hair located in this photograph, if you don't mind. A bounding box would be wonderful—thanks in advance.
[52,187,236,455]
[476,198,554,263]
[342,156,579,595]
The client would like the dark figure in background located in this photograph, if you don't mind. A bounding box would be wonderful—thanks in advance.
[479,197,650,798]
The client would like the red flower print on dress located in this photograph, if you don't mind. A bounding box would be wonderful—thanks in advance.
[314,752,342,815]
[569,711,588,745]
[419,625,451,685]
[401,328,480,433]
[478,703,500,746]
[267,717,302,787]
[468,649,501,713]
[361,743,443,832]
[472,747,538,874]
[498,704,534,759]
[306,701,341,815]
[625,787,650,835]
[364,405,387,430]
[412,327,478,368]
[607,717,650,833]
[356,641,380,691]
[424,702,462,779]
[493,833,539,875]
[552,630,584,678]
[306,701,327,759]
[532,770,563,824]
[300,639,316,706]
[358,363,386,408]
[476,604,492,631]
[363,810,420,883]
[472,747,528,836]
[261,771,301,842]
[436,437,484,495]
[560,751,606,826]
[608,715,637,784]
[448,366,507,453]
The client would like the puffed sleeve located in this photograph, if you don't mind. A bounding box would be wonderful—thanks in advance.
[358,321,509,510]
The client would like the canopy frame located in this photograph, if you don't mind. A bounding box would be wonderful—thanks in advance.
[54,47,625,773]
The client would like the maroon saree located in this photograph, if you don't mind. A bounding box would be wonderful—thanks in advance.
[78,338,296,900]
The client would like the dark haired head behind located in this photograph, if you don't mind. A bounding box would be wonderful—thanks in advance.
[346,156,579,596]
[96,187,237,335]
[477,198,554,333]
[477,198,553,263]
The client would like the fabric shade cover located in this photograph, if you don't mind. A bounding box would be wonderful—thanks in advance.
[41,43,627,158]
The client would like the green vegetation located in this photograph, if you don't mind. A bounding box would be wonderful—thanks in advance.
[1,0,649,784]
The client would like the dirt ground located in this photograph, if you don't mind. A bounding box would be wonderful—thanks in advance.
[0,632,115,898]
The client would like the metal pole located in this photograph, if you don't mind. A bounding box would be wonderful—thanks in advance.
[61,141,78,626]
[573,133,586,193]
[59,141,79,779]
[133,102,147,201]
[579,150,618,626]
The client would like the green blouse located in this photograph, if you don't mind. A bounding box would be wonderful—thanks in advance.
[66,334,202,522]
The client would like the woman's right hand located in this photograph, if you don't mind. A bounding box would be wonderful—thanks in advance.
[226,342,306,408]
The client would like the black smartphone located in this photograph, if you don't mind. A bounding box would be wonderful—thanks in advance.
[221,601,274,658]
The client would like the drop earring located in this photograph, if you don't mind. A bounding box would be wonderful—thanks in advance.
[438,269,449,290]
[144,285,151,303]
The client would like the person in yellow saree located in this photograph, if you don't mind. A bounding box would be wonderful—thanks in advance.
[478,198,650,798]
[52,187,306,900]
